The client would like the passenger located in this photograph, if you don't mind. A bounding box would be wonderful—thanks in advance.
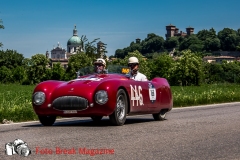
[94,58,108,74]
[128,57,147,81]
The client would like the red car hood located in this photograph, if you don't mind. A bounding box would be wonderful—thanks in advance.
[50,74,127,102]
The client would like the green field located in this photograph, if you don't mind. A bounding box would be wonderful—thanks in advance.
[1,83,240,123]
[172,84,240,107]
[0,84,37,123]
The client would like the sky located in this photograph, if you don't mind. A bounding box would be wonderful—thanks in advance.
[0,0,240,58]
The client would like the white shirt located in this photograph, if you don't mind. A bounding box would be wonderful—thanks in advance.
[129,71,148,81]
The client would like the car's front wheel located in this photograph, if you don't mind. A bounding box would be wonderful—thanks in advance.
[38,116,56,126]
[152,110,167,121]
[91,116,103,122]
[109,89,128,126]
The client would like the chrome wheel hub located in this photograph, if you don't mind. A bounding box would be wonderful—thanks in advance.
[116,95,125,120]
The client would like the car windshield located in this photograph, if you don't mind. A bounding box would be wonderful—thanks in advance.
[76,65,130,77]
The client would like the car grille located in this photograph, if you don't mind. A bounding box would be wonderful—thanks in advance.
[52,96,88,110]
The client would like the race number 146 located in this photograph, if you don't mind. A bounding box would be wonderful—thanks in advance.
[130,85,144,106]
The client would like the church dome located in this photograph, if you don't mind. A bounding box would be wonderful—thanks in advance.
[67,25,81,46]
[67,36,81,45]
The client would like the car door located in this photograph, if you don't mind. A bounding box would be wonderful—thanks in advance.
[127,80,152,113]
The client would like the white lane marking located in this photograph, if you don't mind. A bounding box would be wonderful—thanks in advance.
[0,118,80,126]
[173,102,240,110]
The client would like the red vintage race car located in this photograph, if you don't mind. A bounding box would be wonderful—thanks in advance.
[32,66,173,126]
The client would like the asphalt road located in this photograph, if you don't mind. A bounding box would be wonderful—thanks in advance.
[1,102,240,160]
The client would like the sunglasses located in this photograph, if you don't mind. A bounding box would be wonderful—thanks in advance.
[128,63,138,67]
[95,64,104,67]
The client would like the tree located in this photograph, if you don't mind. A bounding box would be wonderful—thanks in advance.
[65,53,93,80]
[44,68,52,81]
[84,38,100,59]
[79,36,108,59]
[51,63,65,80]
[12,66,28,84]
[237,28,240,36]
[179,35,203,52]
[164,37,179,49]
[115,47,132,58]
[26,54,49,84]
[236,28,240,51]
[108,57,125,66]
[115,49,125,58]
[221,61,240,83]
[237,46,240,51]
[189,43,204,53]
[80,35,88,52]
[197,28,217,41]
[196,28,220,52]
[170,50,203,86]
[204,38,221,51]
[148,54,174,80]
[114,33,165,57]
[203,62,224,83]
[129,41,142,53]
[123,47,132,57]
[0,50,24,69]
[0,19,4,48]
[141,33,165,54]
[0,66,13,83]
[218,28,238,51]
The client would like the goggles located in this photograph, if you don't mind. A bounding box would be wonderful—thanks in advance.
[128,63,138,67]
[95,63,104,67]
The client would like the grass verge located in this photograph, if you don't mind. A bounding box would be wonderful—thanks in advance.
[0,84,37,123]
[0,83,240,123]
[172,83,240,107]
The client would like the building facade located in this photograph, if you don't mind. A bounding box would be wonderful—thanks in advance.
[46,26,84,69]
[203,56,236,63]
[165,24,194,39]
[46,25,106,69]
[67,25,83,54]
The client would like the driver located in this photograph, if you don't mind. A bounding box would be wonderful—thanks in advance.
[128,57,148,81]
[94,58,107,74]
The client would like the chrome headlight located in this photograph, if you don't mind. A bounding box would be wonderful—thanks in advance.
[95,90,108,105]
[33,92,45,105]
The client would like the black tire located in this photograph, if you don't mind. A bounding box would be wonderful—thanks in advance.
[109,89,128,126]
[38,116,56,126]
[152,110,167,121]
[91,116,103,122]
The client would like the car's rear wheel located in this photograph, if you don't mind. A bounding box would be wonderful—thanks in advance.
[91,116,103,122]
[38,116,56,126]
[109,89,128,126]
[152,110,167,121]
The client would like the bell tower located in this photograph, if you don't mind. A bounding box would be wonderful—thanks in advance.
[165,24,176,39]
[186,26,194,35]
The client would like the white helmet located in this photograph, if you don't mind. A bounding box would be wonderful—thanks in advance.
[94,58,106,66]
[128,57,139,64]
